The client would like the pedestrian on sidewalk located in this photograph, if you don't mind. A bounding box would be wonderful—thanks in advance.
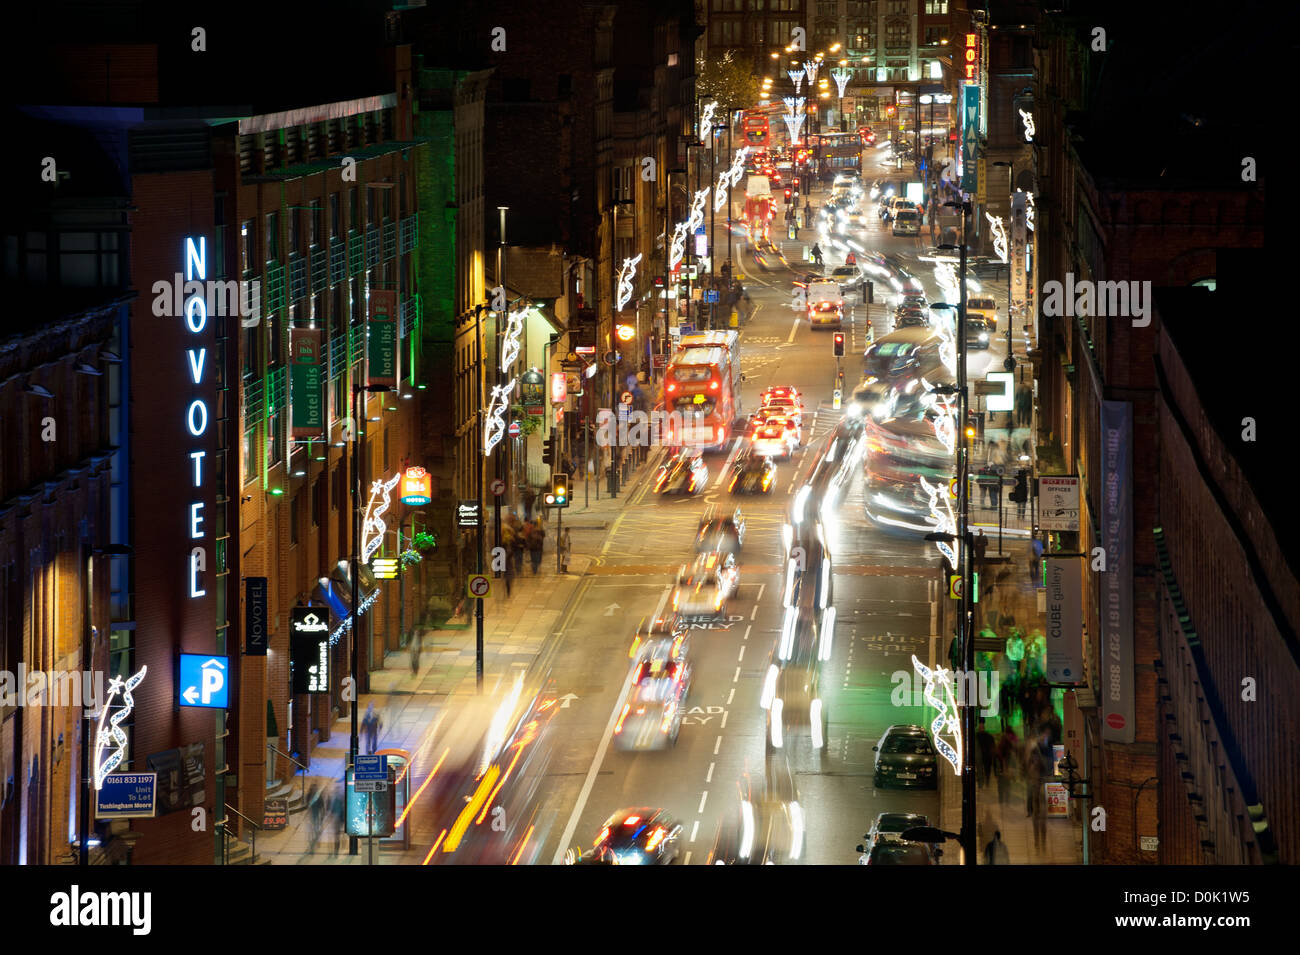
[973,529,989,570]
[522,485,537,522]
[1015,384,1032,427]
[307,784,323,853]
[525,520,546,575]
[810,243,823,267]
[362,702,382,755]
[976,719,996,788]
[329,788,343,856]
[409,629,422,675]
[1030,536,1044,583]
[983,830,1010,865]
[507,513,525,576]
[1027,743,1049,852]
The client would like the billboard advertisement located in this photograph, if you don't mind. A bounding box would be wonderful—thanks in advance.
[1100,401,1134,742]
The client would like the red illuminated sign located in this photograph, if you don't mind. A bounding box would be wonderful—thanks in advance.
[963,33,979,83]
[550,372,567,404]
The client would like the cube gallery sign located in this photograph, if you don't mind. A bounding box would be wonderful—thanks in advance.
[290,607,331,694]
[290,327,324,439]
[368,289,399,390]
[1044,556,1084,685]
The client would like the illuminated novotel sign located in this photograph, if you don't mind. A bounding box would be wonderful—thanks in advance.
[184,238,212,600]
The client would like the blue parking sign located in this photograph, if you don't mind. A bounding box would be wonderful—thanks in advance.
[178,653,229,708]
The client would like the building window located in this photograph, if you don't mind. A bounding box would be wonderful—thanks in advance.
[924,0,949,13]
[243,426,257,484]
[267,411,283,468]
[310,206,321,248]
[240,219,255,274]
[769,0,798,10]
[711,0,743,10]
[265,211,279,263]
[924,26,946,45]
[768,20,800,44]
[711,20,744,46]
[311,476,323,526]
[330,194,341,239]
[287,210,299,255]
[266,312,281,366]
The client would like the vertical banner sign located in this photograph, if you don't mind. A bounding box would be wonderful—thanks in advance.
[183,238,213,601]
[290,607,331,694]
[1100,401,1134,742]
[289,327,324,439]
[961,85,980,194]
[367,289,399,390]
[1044,556,1083,684]
[1010,191,1028,319]
[245,577,268,656]
[963,33,980,83]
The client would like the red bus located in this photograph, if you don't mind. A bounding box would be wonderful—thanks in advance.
[742,112,770,149]
[663,330,741,451]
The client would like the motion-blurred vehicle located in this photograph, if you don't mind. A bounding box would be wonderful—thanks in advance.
[893,307,929,331]
[806,281,845,330]
[763,413,803,448]
[830,264,863,293]
[566,809,682,865]
[898,292,928,310]
[966,313,995,349]
[892,207,921,236]
[862,329,947,382]
[752,422,797,460]
[613,640,693,751]
[696,507,746,554]
[763,654,828,757]
[729,452,777,495]
[654,451,709,495]
[966,296,998,328]
[708,763,805,864]
[761,385,801,405]
[760,394,803,428]
[672,550,740,621]
[422,673,560,865]
[627,615,689,661]
[872,724,940,789]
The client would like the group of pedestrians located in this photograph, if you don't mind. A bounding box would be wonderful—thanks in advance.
[502,511,547,587]
[975,709,1062,860]
[303,783,345,856]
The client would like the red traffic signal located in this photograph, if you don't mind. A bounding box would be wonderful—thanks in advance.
[833,332,845,357]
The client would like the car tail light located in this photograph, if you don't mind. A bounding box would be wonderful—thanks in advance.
[762,473,772,490]
[660,703,676,735]
[672,592,679,611]
[666,383,676,393]
[729,474,738,491]
[614,704,630,734]
[628,637,641,659]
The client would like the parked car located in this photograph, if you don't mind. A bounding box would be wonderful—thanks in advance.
[872,724,939,789]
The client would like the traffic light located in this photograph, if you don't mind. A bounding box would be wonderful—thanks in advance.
[542,434,556,468]
[784,188,792,201]
[965,412,978,440]
[1010,469,1029,503]
[551,472,570,508]
[833,332,845,357]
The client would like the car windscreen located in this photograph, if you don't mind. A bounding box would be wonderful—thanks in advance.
[871,844,930,864]
[883,736,934,755]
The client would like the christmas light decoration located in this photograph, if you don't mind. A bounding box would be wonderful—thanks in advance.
[1024,190,1036,231]
[669,221,689,271]
[803,61,819,86]
[986,212,1008,264]
[830,67,851,98]
[912,655,963,777]
[500,307,526,372]
[919,474,959,569]
[483,378,517,457]
[787,69,805,94]
[687,187,710,235]
[617,253,643,312]
[361,470,403,564]
[699,101,718,140]
[1019,108,1036,142]
[93,666,147,789]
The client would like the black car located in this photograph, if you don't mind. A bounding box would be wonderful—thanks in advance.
[872,724,939,789]
[894,308,929,330]
[857,838,938,865]
[730,452,777,495]
[566,808,683,865]
[696,509,745,554]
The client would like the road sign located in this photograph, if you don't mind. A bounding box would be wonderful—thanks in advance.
[703,289,719,303]
[178,654,228,708]
[468,574,491,598]
[620,391,634,405]
[355,755,388,781]
[832,389,842,409]
[679,324,695,335]
[354,779,388,793]
[508,421,521,437]
[490,478,506,496]
[949,478,959,499]
[602,350,618,365]
[372,557,399,579]
[653,354,667,369]
[949,575,963,600]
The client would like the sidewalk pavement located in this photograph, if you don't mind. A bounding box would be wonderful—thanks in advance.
[248,452,662,864]
[937,533,1084,865]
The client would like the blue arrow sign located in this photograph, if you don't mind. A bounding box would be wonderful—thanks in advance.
[179,653,229,708]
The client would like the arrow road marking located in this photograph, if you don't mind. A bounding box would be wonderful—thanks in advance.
[558,693,579,709]
[603,602,621,617]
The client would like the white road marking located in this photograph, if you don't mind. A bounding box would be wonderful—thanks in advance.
[721,709,729,729]
[550,657,641,865]
[714,735,723,755]
[713,438,742,489]
[706,762,715,783]
[733,666,741,683]
[684,850,692,865]
[698,791,709,813]
[755,583,765,603]
[727,687,735,705]
[750,604,758,620]
[690,820,699,843]
[744,624,751,641]
[737,644,746,661]
[787,315,799,343]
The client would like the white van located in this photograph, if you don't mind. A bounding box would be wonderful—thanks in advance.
[892,208,921,236]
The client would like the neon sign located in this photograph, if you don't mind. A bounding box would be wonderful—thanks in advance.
[93,666,147,789]
[361,471,403,564]
[911,655,962,776]
[617,253,643,312]
[183,238,212,600]
[962,33,979,83]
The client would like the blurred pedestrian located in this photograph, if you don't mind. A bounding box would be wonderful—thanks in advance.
[1030,536,1044,583]
[507,514,525,575]
[1027,743,1049,852]
[983,830,1010,865]
[409,629,421,675]
[973,529,989,569]
[525,520,546,575]
[1015,384,1032,427]
[307,785,323,853]
[362,703,382,755]
[979,470,991,508]
[330,789,344,856]
[522,485,537,522]
[976,720,995,788]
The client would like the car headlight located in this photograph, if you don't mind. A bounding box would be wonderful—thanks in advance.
[979,333,988,341]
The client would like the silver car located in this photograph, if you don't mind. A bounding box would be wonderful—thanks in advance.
[672,551,740,621]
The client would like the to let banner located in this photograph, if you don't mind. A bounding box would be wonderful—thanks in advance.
[289,328,324,439]
[368,289,399,390]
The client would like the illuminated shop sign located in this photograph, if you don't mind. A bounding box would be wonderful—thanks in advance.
[963,33,979,83]
[184,238,211,599]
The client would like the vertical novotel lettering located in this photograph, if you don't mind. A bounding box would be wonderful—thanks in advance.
[184,237,210,599]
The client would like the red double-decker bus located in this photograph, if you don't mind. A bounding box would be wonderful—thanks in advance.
[742,112,770,149]
[663,330,741,451]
